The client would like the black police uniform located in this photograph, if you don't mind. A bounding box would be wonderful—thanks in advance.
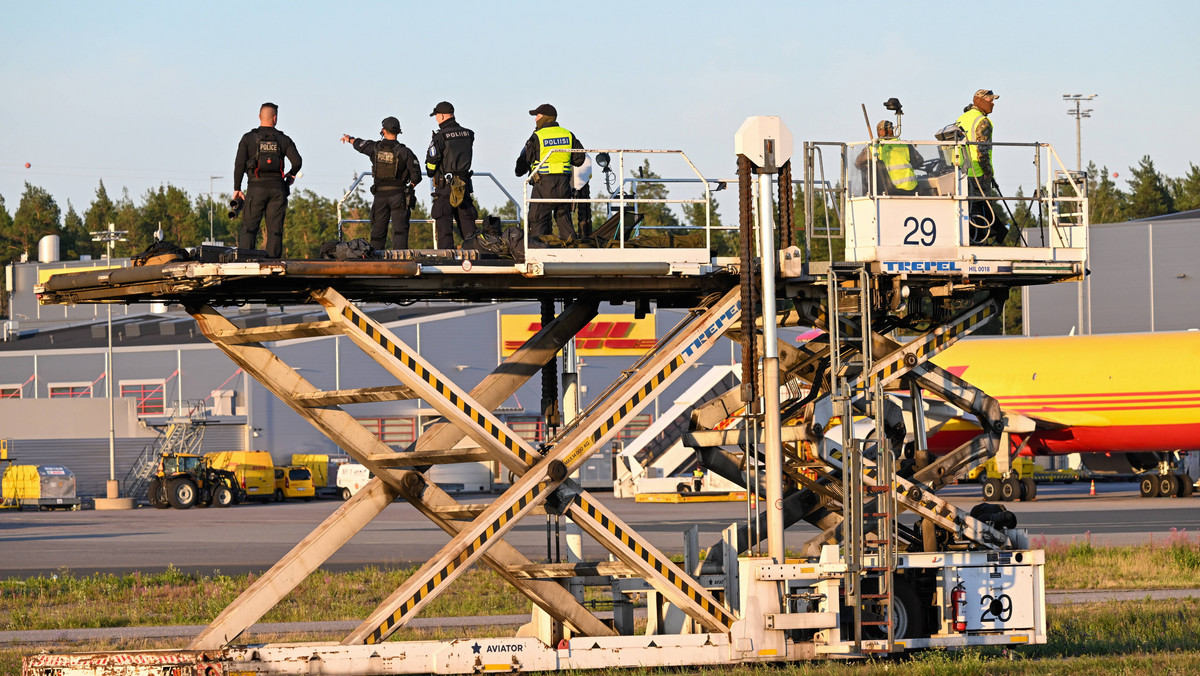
[351,137,422,249]
[234,126,301,258]
[426,118,477,249]
[515,121,584,241]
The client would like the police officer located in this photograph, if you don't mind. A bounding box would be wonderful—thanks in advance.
[515,103,585,241]
[854,120,925,195]
[233,102,302,258]
[425,102,477,249]
[956,89,1003,245]
[340,117,422,250]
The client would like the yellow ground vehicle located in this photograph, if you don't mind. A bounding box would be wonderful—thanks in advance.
[206,451,275,502]
[291,453,344,499]
[273,465,314,501]
[1,464,81,510]
[149,452,241,509]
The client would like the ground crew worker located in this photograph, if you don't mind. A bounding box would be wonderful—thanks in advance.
[515,103,585,241]
[956,89,1005,245]
[340,117,422,250]
[692,466,705,492]
[425,101,478,249]
[854,120,925,196]
[233,102,302,258]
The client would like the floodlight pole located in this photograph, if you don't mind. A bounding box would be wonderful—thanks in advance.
[90,222,128,496]
[1062,94,1097,173]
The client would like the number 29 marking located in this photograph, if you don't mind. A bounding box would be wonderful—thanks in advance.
[902,217,937,246]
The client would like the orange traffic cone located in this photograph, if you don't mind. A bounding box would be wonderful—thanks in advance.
[1089,480,1096,496]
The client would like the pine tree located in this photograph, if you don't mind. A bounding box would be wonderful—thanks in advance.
[8,183,61,261]
[631,160,680,233]
[1086,162,1124,225]
[1124,155,1174,220]
[681,191,733,255]
[1170,163,1200,213]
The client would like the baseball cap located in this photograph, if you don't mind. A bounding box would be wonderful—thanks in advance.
[381,116,401,134]
[430,101,454,116]
[529,103,557,116]
[973,89,999,100]
[876,120,895,136]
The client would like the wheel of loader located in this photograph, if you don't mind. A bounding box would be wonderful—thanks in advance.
[1139,475,1160,498]
[213,486,234,507]
[862,577,926,641]
[1157,473,1179,499]
[1180,473,1195,498]
[981,478,1000,501]
[148,478,169,509]
[341,487,352,501]
[676,482,691,494]
[167,478,198,509]
[999,476,1020,502]
[1020,477,1037,501]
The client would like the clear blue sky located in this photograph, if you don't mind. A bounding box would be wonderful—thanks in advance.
[1,1,1196,219]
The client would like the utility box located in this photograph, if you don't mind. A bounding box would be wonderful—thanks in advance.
[2,464,81,510]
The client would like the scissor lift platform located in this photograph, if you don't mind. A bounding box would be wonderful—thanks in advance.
[25,126,1082,674]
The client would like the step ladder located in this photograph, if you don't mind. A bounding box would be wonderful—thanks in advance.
[123,416,207,499]
[827,265,895,653]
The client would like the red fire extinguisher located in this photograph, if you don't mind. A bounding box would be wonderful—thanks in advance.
[951,582,967,632]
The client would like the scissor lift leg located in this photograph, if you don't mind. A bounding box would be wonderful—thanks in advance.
[328,288,743,644]
[187,303,613,649]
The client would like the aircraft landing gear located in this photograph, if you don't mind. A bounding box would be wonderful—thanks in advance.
[1140,471,1196,498]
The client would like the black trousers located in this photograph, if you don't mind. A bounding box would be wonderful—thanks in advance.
[574,183,592,238]
[431,184,478,249]
[371,189,411,250]
[239,185,287,258]
[529,174,576,240]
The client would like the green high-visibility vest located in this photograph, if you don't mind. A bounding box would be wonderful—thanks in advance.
[955,109,992,178]
[875,140,917,191]
[534,126,575,174]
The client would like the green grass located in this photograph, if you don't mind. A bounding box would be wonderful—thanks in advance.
[8,602,1200,675]
[1039,529,1200,590]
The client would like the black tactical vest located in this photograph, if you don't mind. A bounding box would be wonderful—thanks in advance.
[374,140,402,182]
[440,126,474,176]
[253,130,283,178]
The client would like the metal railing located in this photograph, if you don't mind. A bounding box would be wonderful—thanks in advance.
[336,171,523,242]
[521,149,713,252]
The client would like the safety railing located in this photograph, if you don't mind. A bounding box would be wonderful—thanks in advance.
[336,171,523,243]
[520,149,713,253]
[804,139,1088,263]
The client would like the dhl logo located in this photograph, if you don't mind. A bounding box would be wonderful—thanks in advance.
[500,314,657,356]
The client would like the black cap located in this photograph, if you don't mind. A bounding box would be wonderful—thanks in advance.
[430,101,454,117]
[529,103,557,117]
[381,116,401,134]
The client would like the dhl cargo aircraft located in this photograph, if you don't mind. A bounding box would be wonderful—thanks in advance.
[924,330,1200,498]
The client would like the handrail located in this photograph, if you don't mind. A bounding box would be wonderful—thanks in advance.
[521,148,712,252]
[336,171,523,242]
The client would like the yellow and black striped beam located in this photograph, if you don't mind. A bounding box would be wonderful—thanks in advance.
[342,305,540,468]
[855,302,995,394]
[366,482,547,644]
[563,354,686,468]
[573,495,735,630]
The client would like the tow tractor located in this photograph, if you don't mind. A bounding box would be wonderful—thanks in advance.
[24,111,1086,674]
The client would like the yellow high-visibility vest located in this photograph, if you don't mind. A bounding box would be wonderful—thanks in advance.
[534,126,575,174]
[955,109,992,178]
[876,140,917,191]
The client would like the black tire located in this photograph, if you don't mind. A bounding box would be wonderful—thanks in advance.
[982,479,1000,501]
[676,482,691,494]
[1158,473,1179,498]
[1021,477,1037,501]
[341,487,352,501]
[148,478,169,509]
[862,577,926,641]
[999,477,1020,502]
[167,478,198,509]
[1181,473,1195,498]
[274,489,284,503]
[1140,475,1160,498]
[213,486,234,507]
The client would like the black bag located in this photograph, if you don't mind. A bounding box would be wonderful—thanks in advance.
[319,238,375,260]
[132,241,191,266]
[254,130,283,178]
